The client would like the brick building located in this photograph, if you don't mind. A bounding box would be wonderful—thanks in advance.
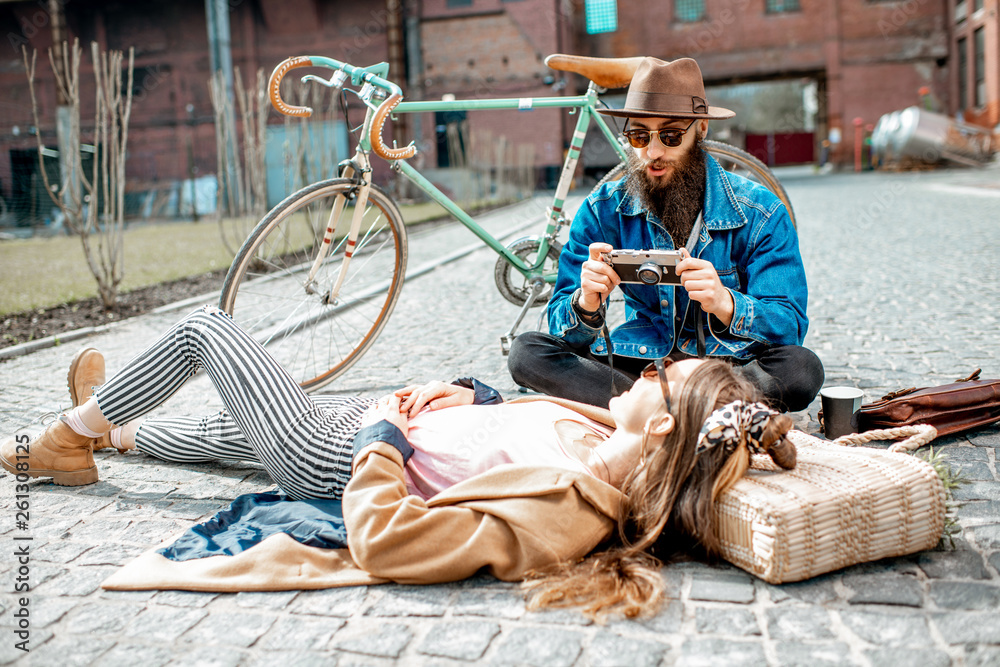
[950,0,1000,127]
[571,0,951,165]
[0,0,983,225]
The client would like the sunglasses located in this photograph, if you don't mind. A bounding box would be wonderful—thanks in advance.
[622,120,697,149]
[640,357,675,413]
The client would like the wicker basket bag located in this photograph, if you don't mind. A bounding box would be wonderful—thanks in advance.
[714,430,946,584]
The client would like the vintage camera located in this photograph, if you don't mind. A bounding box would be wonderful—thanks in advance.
[602,249,683,285]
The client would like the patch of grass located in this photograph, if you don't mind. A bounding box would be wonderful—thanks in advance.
[0,198,511,316]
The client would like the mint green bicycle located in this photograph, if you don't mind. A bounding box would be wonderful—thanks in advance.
[220,54,794,391]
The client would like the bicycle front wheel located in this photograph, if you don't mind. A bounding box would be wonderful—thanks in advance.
[592,140,796,228]
[220,178,408,392]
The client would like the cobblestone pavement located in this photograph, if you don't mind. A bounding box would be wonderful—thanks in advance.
[2,165,1000,666]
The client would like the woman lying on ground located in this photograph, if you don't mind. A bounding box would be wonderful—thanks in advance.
[1,306,796,618]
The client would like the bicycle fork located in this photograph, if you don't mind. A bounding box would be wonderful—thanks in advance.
[303,153,374,306]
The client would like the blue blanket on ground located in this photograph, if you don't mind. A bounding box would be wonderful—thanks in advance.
[158,492,348,561]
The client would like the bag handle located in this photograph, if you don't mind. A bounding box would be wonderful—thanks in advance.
[833,424,938,454]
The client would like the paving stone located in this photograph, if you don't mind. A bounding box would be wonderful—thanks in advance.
[915,548,990,579]
[522,607,593,626]
[957,500,1000,519]
[93,642,175,667]
[954,481,1000,502]
[123,606,208,642]
[166,646,250,667]
[119,519,184,544]
[248,652,340,667]
[290,586,369,618]
[942,446,989,462]
[989,551,1000,574]
[607,598,684,634]
[31,596,79,627]
[234,590,298,610]
[153,590,218,608]
[416,620,500,660]
[765,575,839,605]
[865,648,951,667]
[968,427,1000,447]
[843,573,924,607]
[32,540,94,564]
[73,542,147,566]
[689,572,755,603]
[965,645,1000,667]
[332,620,413,659]
[490,626,584,667]
[766,606,835,641]
[676,638,766,667]
[23,634,115,666]
[257,614,344,651]
[449,587,526,619]
[772,641,856,666]
[932,611,1000,644]
[365,584,451,617]
[36,566,114,596]
[161,499,231,521]
[99,588,156,602]
[929,581,1000,609]
[838,609,935,648]
[968,523,1000,550]
[183,610,277,647]
[61,601,144,633]
[586,631,668,667]
[694,607,761,636]
[65,517,132,541]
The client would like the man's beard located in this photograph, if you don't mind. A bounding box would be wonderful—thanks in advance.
[624,136,707,247]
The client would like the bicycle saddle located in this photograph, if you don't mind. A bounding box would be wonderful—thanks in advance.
[544,54,645,89]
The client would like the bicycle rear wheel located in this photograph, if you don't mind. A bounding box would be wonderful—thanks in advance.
[220,178,407,392]
[592,140,796,228]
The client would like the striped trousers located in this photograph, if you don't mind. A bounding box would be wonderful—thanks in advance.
[94,306,375,500]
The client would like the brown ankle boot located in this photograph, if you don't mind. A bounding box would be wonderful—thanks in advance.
[68,347,105,408]
[0,419,99,486]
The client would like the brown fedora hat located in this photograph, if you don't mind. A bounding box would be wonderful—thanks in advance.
[598,57,734,120]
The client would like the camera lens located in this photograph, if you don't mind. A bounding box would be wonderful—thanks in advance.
[637,262,662,285]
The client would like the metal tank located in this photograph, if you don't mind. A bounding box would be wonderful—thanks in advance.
[872,106,994,167]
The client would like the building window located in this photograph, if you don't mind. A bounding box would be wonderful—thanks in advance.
[676,0,705,22]
[974,0,984,11]
[585,0,618,34]
[766,0,800,12]
[958,37,968,110]
[446,0,472,7]
[974,27,986,107]
[955,0,967,23]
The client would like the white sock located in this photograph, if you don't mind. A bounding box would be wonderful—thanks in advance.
[62,408,105,439]
[109,427,124,450]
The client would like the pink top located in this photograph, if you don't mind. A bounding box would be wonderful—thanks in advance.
[402,401,613,500]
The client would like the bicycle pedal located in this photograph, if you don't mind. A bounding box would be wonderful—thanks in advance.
[500,335,513,356]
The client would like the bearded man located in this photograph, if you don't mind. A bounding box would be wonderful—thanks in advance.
[508,57,824,411]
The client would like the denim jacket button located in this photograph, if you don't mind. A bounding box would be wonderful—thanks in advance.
[639,346,647,354]
[596,345,605,352]
[661,299,669,308]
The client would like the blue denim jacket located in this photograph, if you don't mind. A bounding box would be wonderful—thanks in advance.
[548,151,809,361]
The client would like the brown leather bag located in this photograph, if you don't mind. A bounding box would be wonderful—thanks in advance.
[857,369,1000,438]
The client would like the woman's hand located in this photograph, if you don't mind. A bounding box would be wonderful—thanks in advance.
[395,381,475,417]
[360,394,409,438]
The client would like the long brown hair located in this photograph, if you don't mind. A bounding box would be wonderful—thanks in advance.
[524,360,794,620]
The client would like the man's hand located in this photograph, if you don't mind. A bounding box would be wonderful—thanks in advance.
[677,248,735,326]
[579,242,621,312]
[361,394,409,438]
[395,381,475,418]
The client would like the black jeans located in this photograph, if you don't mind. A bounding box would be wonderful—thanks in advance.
[507,331,825,412]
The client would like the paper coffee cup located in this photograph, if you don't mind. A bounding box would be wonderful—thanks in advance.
[820,386,865,440]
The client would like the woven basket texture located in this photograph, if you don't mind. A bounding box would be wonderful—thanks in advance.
[715,430,946,584]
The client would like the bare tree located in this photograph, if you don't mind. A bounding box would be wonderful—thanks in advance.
[24,40,134,310]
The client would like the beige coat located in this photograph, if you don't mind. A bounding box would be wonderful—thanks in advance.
[102,397,625,592]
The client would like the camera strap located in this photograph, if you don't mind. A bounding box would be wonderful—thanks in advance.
[685,213,707,358]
